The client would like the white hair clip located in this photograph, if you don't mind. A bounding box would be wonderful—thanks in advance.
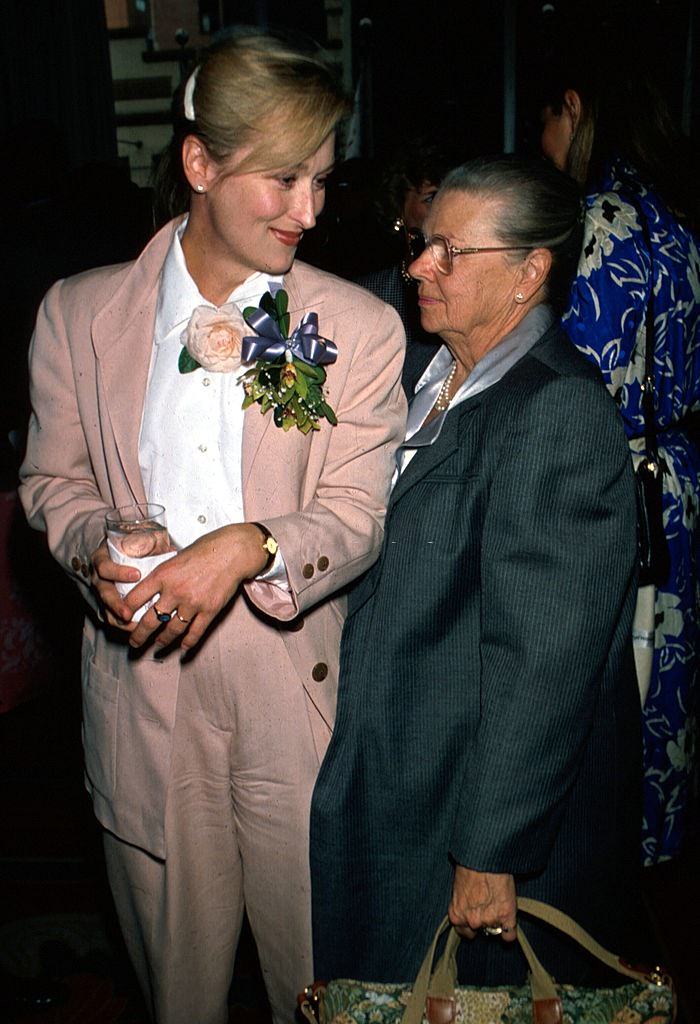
[183,66,200,122]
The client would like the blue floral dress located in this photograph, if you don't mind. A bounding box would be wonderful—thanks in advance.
[564,159,700,864]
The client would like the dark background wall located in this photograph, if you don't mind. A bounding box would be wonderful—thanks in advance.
[361,0,698,163]
[0,0,117,170]
[3,1,696,173]
[1,0,697,472]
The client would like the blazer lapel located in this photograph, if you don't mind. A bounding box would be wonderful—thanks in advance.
[390,399,480,507]
[91,221,179,503]
[347,400,480,620]
[284,262,326,321]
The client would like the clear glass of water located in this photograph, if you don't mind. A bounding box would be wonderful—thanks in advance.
[105,503,177,621]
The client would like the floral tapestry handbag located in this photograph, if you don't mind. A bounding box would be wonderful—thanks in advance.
[300,897,675,1024]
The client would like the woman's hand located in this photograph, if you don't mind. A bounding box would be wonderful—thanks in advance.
[90,540,141,631]
[122,523,268,651]
[449,866,517,941]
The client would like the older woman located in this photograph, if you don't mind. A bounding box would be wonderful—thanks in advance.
[19,31,406,1024]
[311,156,650,987]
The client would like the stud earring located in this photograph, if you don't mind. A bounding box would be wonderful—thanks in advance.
[195,183,206,193]
[515,291,525,302]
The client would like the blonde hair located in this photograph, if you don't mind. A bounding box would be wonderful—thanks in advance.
[154,31,349,221]
[192,34,349,173]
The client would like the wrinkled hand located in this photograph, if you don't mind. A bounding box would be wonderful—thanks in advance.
[123,523,268,651]
[91,540,141,631]
[449,866,517,941]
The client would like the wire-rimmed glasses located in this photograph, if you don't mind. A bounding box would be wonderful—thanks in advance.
[420,234,531,276]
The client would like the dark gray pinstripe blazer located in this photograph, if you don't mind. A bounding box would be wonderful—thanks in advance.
[311,321,650,987]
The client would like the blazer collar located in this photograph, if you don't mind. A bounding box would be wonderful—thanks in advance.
[391,308,558,507]
[281,262,322,319]
[91,219,182,502]
[389,399,480,508]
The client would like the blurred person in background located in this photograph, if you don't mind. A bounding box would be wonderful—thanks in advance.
[541,61,700,867]
[356,139,452,392]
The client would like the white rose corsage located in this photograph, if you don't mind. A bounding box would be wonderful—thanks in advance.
[178,303,247,373]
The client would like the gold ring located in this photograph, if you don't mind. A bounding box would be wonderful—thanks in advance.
[176,612,190,624]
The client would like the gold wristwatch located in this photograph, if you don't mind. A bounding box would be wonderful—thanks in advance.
[252,522,279,571]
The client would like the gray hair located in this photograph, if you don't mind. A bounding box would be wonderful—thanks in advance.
[439,156,584,313]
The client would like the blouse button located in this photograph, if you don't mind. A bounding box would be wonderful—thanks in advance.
[202,378,211,387]
[198,444,208,452]
[197,514,207,524]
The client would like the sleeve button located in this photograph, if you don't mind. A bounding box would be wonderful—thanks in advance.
[80,563,90,578]
[312,662,328,682]
[317,556,329,571]
[71,557,81,571]
[302,563,315,579]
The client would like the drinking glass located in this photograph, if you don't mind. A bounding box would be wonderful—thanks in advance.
[105,503,177,621]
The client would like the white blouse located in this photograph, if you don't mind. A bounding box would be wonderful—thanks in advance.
[138,220,283,551]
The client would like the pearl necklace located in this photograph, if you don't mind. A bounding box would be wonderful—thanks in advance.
[434,361,457,412]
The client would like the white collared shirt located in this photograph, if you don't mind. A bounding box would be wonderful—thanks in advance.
[139,220,283,551]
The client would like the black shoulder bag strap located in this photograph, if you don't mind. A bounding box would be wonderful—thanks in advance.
[634,204,671,588]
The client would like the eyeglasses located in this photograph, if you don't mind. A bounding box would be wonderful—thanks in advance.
[420,234,531,276]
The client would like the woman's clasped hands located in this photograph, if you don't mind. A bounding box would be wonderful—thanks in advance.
[91,522,268,650]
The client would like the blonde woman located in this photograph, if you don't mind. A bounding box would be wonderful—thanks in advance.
[20,31,406,1024]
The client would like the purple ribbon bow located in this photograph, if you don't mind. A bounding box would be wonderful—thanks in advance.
[242,309,337,367]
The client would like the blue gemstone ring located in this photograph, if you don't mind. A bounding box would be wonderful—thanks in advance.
[154,605,174,624]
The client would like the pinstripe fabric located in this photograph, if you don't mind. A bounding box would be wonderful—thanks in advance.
[311,323,652,988]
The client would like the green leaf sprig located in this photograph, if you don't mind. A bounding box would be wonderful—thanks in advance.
[178,346,201,374]
[238,290,337,434]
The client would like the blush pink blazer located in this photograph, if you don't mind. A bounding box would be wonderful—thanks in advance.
[20,218,407,857]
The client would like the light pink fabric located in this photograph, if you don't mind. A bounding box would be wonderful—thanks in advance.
[19,218,407,1022]
[103,634,322,1023]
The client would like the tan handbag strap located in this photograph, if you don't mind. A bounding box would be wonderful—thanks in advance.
[516,898,654,984]
[401,898,661,1024]
[407,917,457,1011]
